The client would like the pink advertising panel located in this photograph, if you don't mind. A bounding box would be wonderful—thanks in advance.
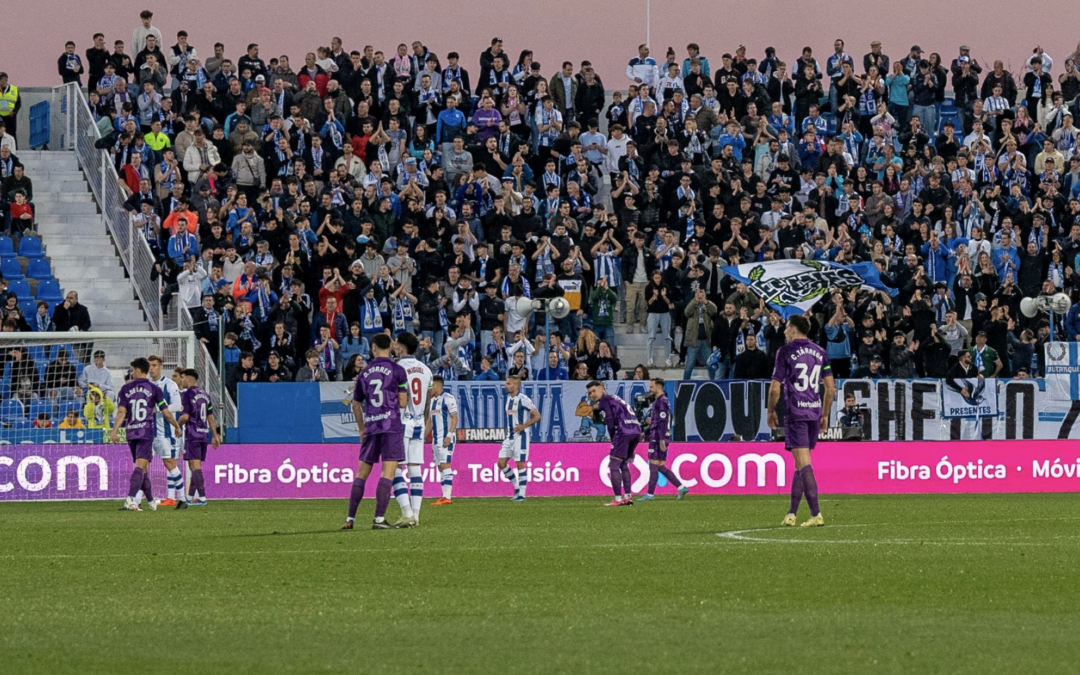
[3,441,1078,501]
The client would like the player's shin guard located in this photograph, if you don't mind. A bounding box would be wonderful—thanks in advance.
[347,476,367,520]
[128,467,145,499]
[620,461,633,496]
[789,469,805,515]
[659,467,681,488]
[409,468,423,518]
[392,468,414,518]
[193,469,206,500]
[609,462,623,497]
[374,477,393,520]
[141,471,154,502]
[502,466,516,493]
[166,467,184,500]
[441,468,454,499]
[647,464,660,495]
[516,469,528,498]
[801,466,820,517]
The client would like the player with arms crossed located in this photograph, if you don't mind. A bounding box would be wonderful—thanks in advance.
[430,375,459,505]
[113,358,182,511]
[393,332,431,526]
[499,375,540,501]
[177,369,222,508]
[638,378,689,501]
[344,333,411,530]
[147,355,184,506]
[767,314,835,527]
[585,380,643,506]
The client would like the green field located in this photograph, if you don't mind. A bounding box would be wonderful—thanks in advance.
[2,493,1079,674]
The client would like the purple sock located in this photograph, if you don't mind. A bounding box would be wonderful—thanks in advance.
[127,467,145,499]
[647,464,659,494]
[141,471,154,502]
[347,477,366,519]
[788,469,805,515]
[620,461,633,495]
[660,467,681,488]
[802,466,820,516]
[374,477,393,519]
[609,462,623,496]
[192,469,205,499]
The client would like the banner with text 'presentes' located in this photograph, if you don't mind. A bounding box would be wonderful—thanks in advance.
[5,442,1080,501]
[721,260,898,318]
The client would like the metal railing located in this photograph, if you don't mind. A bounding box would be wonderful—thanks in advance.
[55,82,238,427]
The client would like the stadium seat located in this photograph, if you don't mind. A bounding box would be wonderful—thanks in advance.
[1,257,24,280]
[26,345,45,364]
[26,258,51,280]
[10,419,32,431]
[8,279,31,300]
[0,399,25,423]
[36,279,62,302]
[56,400,81,419]
[49,344,74,361]
[19,298,37,318]
[27,398,54,421]
[0,237,14,258]
[17,236,44,259]
[35,361,47,381]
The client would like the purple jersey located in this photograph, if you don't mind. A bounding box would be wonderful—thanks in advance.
[596,393,642,438]
[648,394,671,443]
[117,378,167,440]
[352,356,408,436]
[181,386,214,442]
[772,338,831,422]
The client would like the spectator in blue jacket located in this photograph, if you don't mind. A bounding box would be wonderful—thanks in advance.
[920,233,950,283]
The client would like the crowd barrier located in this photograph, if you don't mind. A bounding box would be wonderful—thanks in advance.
[3,441,1080,501]
[232,377,1076,445]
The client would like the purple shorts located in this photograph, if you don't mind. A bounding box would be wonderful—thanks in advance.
[184,438,208,462]
[648,441,667,462]
[610,433,641,461]
[784,418,820,451]
[128,438,154,462]
[359,432,406,465]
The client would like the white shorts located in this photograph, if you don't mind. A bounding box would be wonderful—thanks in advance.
[152,435,180,460]
[499,435,529,463]
[404,423,426,465]
[433,437,456,466]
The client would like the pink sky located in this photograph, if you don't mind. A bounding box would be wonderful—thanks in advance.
[5,0,1080,87]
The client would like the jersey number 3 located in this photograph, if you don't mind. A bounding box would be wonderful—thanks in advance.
[793,363,821,392]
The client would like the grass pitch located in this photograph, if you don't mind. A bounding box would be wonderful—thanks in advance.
[2,493,1079,674]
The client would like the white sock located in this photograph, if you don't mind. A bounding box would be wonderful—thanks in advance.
[135,489,144,505]
[516,469,528,498]
[409,466,423,519]
[441,468,454,500]
[392,467,414,518]
[166,468,183,500]
[502,466,516,494]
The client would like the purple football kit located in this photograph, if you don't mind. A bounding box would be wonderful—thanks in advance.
[181,386,214,461]
[117,378,168,462]
[647,394,671,461]
[353,356,408,465]
[771,338,831,450]
[596,393,642,459]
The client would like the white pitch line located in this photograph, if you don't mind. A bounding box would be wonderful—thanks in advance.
[716,524,1064,546]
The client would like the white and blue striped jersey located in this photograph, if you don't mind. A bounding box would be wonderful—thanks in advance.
[505,393,537,446]
[398,356,433,440]
[150,374,182,442]
[430,391,458,445]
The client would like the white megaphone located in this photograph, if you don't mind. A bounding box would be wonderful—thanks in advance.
[548,296,571,320]
[1020,297,1040,318]
[514,296,536,317]
[1051,292,1073,314]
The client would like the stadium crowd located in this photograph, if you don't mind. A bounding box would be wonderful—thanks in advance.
[40,10,1080,387]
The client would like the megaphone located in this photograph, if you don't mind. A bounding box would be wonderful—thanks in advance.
[548,297,571,320]
[1020,297,1039,318]
[1051,292,1073,314]
[514,297,536,316]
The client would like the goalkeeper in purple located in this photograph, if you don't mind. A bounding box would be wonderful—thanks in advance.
[112,357,182,512]
[767,314,835,528]
[344,333,410,531]
[638,378,689,501]
[585,380,642,506]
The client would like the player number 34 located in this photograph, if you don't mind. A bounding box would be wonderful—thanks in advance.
[793,363,821,393]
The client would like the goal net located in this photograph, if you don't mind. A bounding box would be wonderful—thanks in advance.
[0,331,211,502]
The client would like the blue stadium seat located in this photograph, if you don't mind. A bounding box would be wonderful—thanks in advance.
[8,279,31,300]
[36,279,62,302]
[26,345,46,364]
[26,258,51,280]
[0,399,25,423]
[19,298,37,318]
[17,236,44,259]
[35,361,47,381]
[27,398,54,422]
[57,400,81,419]
[1,257,24,280]
[0,237,14,258]
[49,344,74,361]
[10,419,32,431]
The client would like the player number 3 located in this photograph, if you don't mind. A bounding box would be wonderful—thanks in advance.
[793,363,821,393]
[369,379,384,407]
